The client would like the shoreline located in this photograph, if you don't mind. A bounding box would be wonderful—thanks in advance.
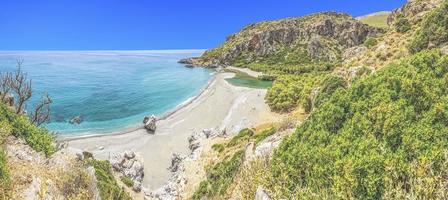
[58,72,218,141]
[66,69,281,190]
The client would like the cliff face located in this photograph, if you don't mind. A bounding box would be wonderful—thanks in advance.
[182,12,383,68]
[387,0,442,26]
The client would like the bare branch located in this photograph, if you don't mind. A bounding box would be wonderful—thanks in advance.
[31,92,52,126]
[0,72,13,103]
[9,60,32,114]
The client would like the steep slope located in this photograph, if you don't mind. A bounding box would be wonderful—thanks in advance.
[182,12,383,72]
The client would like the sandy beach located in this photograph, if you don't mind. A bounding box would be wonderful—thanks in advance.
[65,71,280,190]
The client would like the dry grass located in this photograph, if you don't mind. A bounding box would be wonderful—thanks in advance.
[358,12,391,29]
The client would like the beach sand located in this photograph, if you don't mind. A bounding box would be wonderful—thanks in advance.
[65,71,280,190]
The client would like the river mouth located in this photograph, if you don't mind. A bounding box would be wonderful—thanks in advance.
[224,69,272,89]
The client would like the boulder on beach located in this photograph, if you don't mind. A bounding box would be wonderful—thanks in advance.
[143,115,157,132]
[69,116,83,124]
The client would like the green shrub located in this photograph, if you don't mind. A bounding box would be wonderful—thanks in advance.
[227,128,254,147]
[87,159,132,200]
[363,37,378,48]
[211,144,225,153]
[314,75,347,108]
[253,127,277,145]
[11,115,56,156]
[192,150,245,199]
[120,176,133,187]
[270,50,448,199]
[0,103,55,156]
[394,17,411,33]
[409,0,448,53]
[0,150,10,199]
[266,74,324,111]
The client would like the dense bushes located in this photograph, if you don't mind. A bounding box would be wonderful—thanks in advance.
[266,74,324,111]
[0,103,55,156]
[270,50,448,199]
[409,0,448,53]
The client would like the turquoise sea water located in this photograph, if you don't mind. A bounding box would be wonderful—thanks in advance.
[0,50,213,135]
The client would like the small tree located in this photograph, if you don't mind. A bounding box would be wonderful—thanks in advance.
[0,72,12,102]
[9,60,32,114]
[30,92,52,126]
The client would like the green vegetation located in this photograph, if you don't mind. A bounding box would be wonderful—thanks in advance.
[0,150,10,199]
[87,159,132,200]
[192,150,245,200]
[359,12,390,29]
[0,103,55,156]
[227,128,254,147]
[409,0,448,53]
[269,50,448,199]
[211,143,225,153]
[363,37,378,48]
[266,74,326,112]
[394,17,411,33]
[253,127,276,145]
[120,176,134,188]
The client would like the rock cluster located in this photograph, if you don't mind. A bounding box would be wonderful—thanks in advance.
[144,127,225,199]
[143,115,157,132]
[109,150,144,191]
[387,0,441,26]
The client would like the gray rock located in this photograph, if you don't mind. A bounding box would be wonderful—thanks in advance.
[143,115,157,132]
[202,129,212,138]
[87,166,101,200]
[168,153,184,173]
[442,45,448,55]
[254,186,271,200]
[21,176,42,199]
[124,150,135,159]
[253,133,284,160]
[133,181,142,192]
[69,116,83,124]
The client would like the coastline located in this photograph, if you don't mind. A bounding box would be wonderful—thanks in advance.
[66,70,281,191]
[58,72,218,141]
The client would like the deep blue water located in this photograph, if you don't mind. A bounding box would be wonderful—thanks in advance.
[0,50,213,135]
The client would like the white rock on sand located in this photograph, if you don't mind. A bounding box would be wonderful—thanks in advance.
[65,72,281,190]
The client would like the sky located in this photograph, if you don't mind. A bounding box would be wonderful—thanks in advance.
[0,0,406,50]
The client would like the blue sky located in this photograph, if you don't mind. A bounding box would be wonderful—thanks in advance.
[0,0,406,50]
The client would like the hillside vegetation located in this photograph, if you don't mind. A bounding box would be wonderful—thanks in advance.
[186,0,448,199]
[271,50,448,199]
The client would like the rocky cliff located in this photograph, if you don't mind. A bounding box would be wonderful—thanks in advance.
[181,12,383,68]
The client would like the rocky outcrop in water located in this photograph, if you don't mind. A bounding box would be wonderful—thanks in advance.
[143,115,157,132]
[69,116,83,124]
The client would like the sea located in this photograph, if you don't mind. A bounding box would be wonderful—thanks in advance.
[0,50,213,135]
